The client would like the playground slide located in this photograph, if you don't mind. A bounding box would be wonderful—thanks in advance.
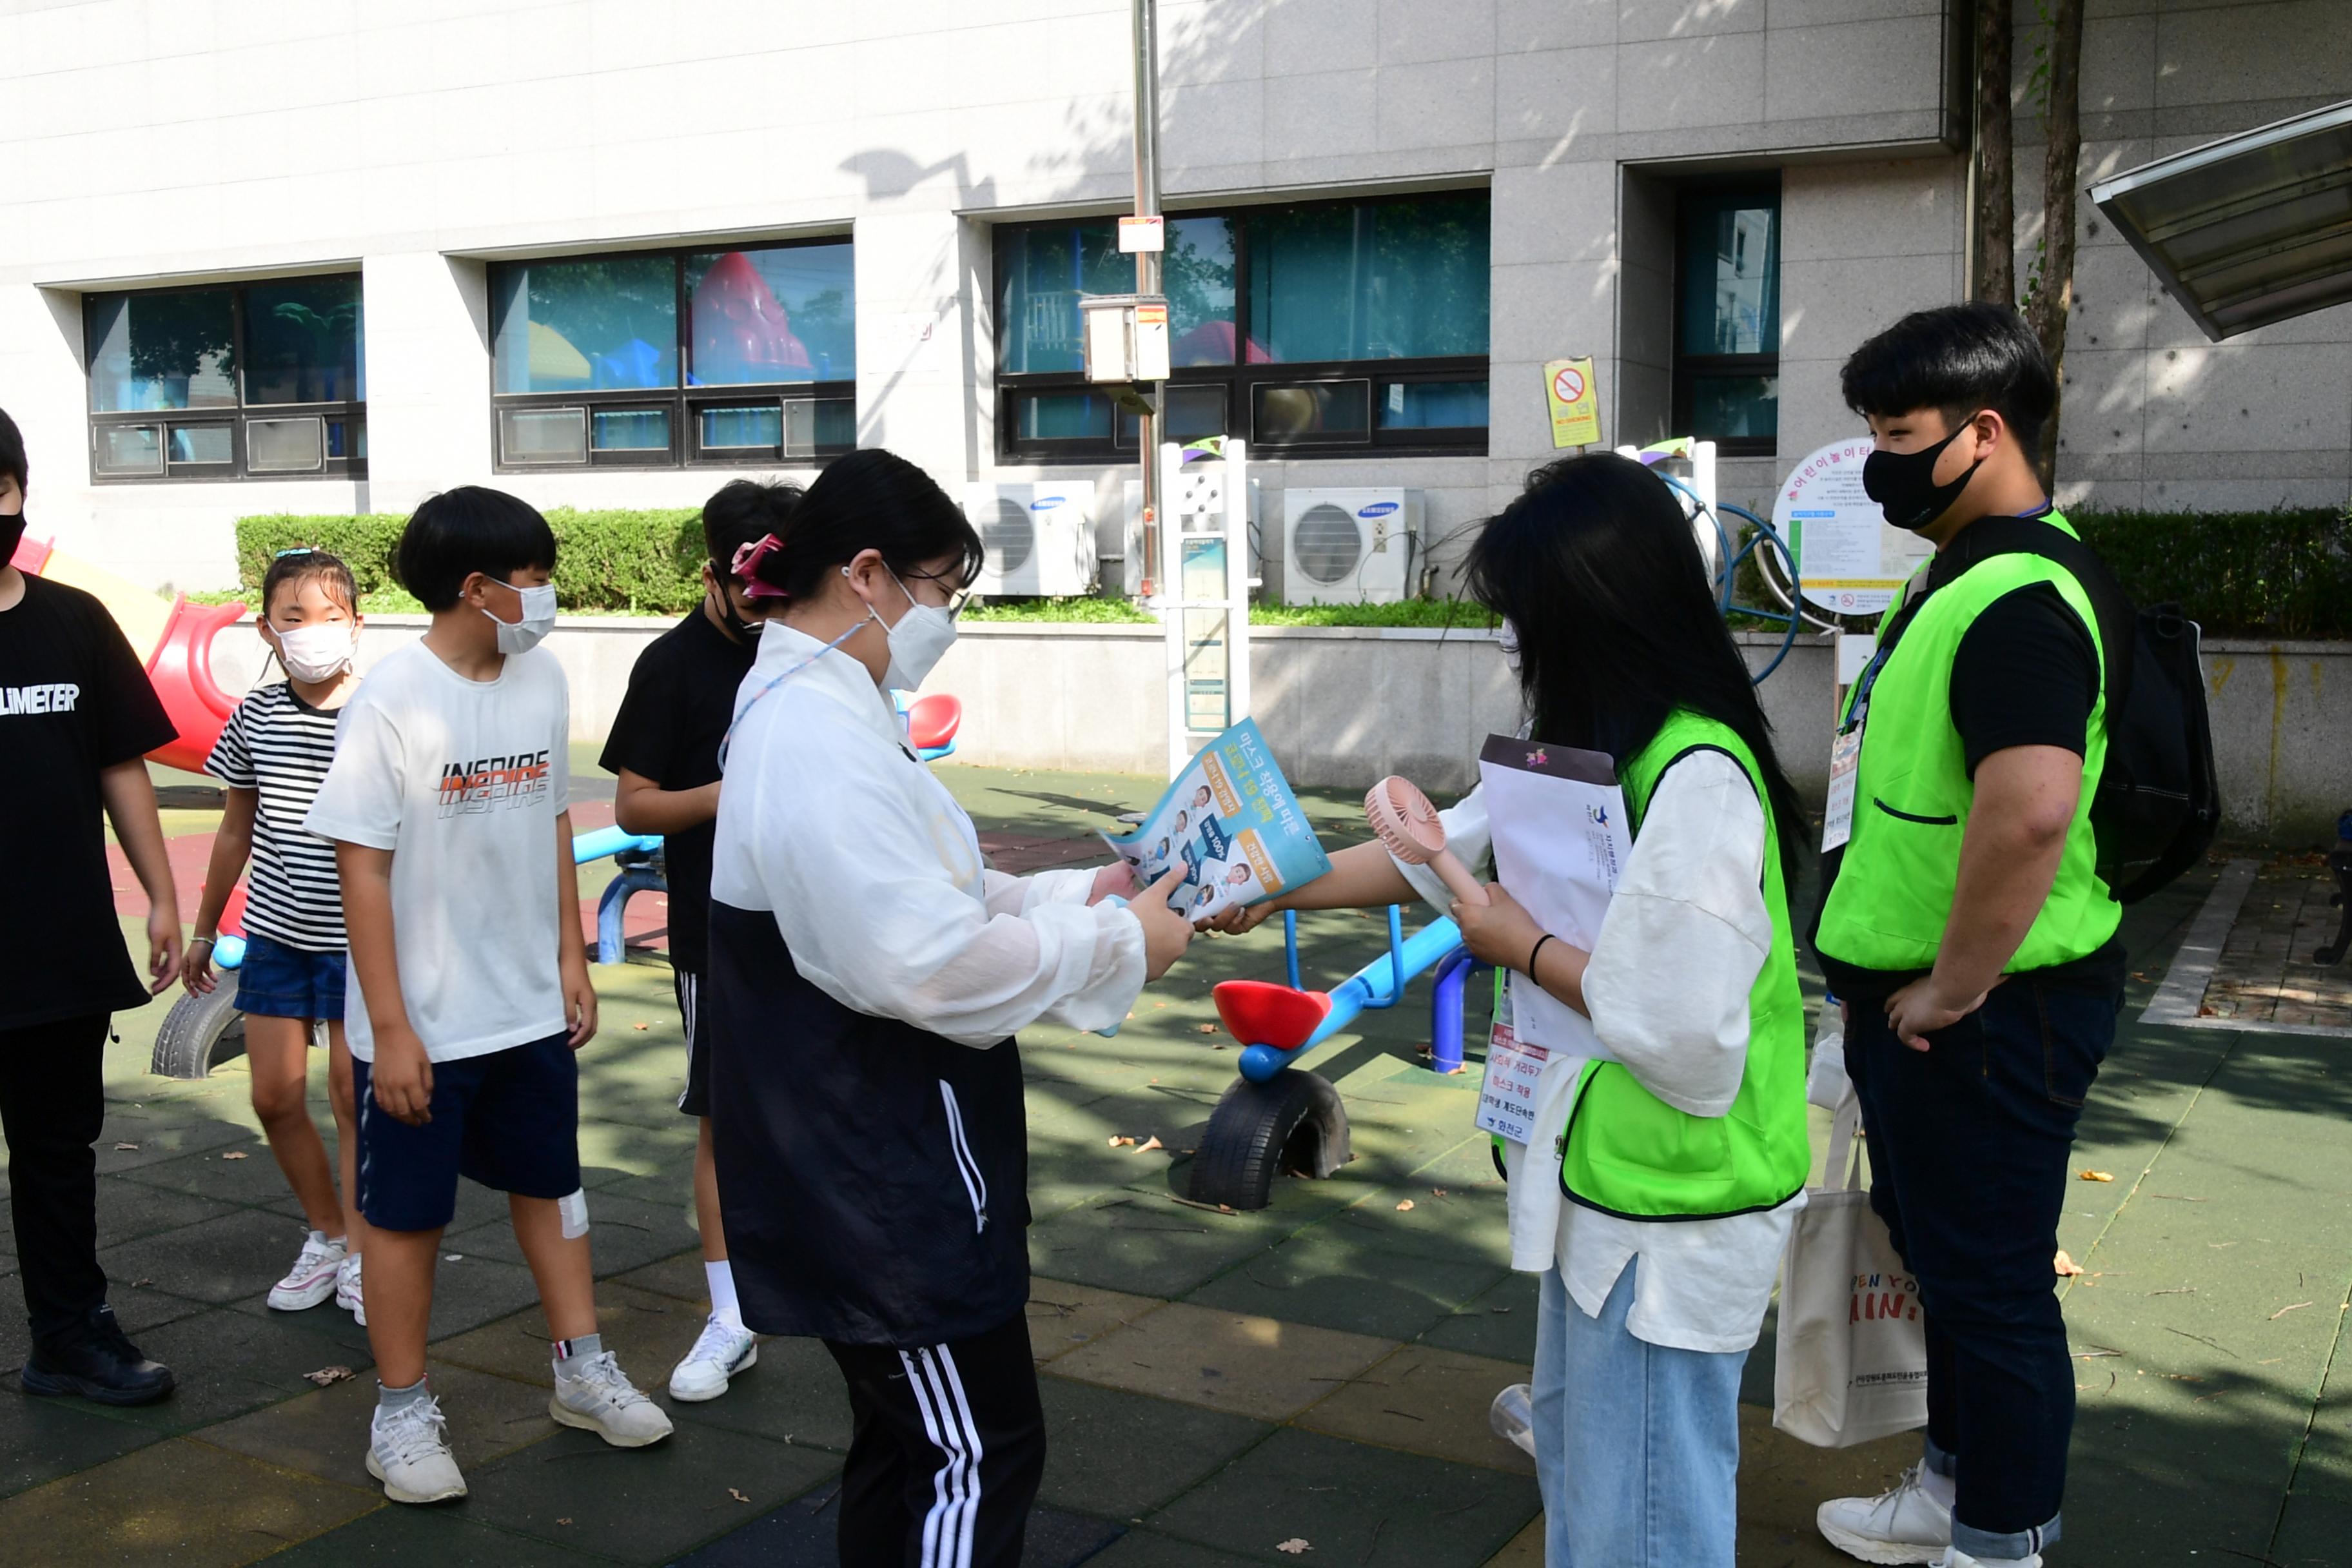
[8,532,247,775]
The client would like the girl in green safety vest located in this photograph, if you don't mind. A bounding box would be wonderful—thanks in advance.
[1208,453,1810,1567]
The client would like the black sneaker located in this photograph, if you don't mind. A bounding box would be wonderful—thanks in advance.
[20,1305,175,1406]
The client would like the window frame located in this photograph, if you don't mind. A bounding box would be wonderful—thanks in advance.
[486,238,857,475]
[1671,179,1782,460]
[993,191,1491,465]
[84,277,368,485]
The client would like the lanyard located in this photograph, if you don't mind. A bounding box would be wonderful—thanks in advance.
[716,622,865,772]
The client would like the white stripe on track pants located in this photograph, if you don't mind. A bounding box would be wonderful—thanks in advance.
[824,1311,1046,1567]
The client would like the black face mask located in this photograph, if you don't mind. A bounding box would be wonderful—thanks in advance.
[709,580,762,644]
[1861,421,1986,533]
[0,511,24,566]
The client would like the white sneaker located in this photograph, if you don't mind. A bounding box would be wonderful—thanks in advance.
[551,1351,674,1447]
[667,1315,758,1402]
[367,1393,467,1504]
[267,1232,346,1312]
[1941,1551,2040,1568]
[335,1253,366,1325]
[1818,1463,1954,1565]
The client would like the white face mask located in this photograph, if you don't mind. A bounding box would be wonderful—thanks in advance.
[857,564,959,691]
[1498,618,1523,674]
[273,622,355,683]
[482,580,558,656]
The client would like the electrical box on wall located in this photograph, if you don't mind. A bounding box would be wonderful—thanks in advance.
[1280,488,1420,605]
[1079,294,1171,384]
[964,483,1097,597]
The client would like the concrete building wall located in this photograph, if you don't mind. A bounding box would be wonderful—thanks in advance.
[1,0,2344,602]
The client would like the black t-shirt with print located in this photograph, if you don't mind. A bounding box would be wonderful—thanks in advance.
[598,606,758,973]
[0,574,177,1031]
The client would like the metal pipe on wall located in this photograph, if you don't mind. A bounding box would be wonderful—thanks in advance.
[1131,0,1163,596]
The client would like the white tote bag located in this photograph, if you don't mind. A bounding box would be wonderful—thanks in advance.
[1772,1092,1930,1447]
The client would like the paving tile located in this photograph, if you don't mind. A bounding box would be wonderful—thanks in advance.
[662,1333,856,1454]
[110,1135,330,1211]
[1035,1373,1275,1518]
[607,1247,711,1305]
[431,1282,703,1390]
[1048,1300,1397,1423]
[1026,1192,1291,1300]
[91,1107,255,1174]
[202,1357,560,1494]
[444,1186,702,1282]
[1483,1514,1544,1565]
[573,1117,698,1182]
[1295,1344,1536,1476]
[98,1305,379,1434]
[2271,1489,2352,1565]
[90,1175,244,1248]
[257,1504,618,1566]
[1736,1406,1960,1567]
[222,1286,378,1355]
[1146,1426,1536,1567]
[669,1478,1122,1567]
[0,1391,166,1501]
[0,1435,376,1565]
[96,1206,320,1306]
[1184,1232,1510,1342]
[1026,1277,1169,1365]
[1308,1182,1514,1266]
[460,1412,838,1563]
[1416,1271,1540,1365]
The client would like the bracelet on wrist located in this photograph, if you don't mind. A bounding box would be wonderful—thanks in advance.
[189,936,216,949]
[1525,932,1556,977]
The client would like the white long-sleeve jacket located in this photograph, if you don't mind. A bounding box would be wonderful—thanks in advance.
[709,624,1146,1046]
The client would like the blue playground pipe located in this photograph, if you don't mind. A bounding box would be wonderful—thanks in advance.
[1237,911,1471,1083]
[572,826,666,965]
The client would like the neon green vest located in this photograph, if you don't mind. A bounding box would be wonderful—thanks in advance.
[1814,511,2120,974]
[1554,710,1811,1220]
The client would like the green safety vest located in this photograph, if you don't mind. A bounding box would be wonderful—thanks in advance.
[1553,710,1812,1221]
[1814,510,2120,975]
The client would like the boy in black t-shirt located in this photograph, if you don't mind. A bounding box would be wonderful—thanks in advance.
[599,478,799,1403]
[0,406,181,1405]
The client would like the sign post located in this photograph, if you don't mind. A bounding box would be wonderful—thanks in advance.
[1156,439,1253,776]
[1543,357,1601,449]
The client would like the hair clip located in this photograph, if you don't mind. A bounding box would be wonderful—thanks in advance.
[731,534,791,599]
[273,546,318,558]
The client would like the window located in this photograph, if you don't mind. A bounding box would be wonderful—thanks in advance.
[1673,183,1780,456]
[84,277,366,482]
[488,240,856,471]
[994,191,1489,462]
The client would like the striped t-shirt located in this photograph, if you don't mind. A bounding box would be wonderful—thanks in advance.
[204,681,347,952]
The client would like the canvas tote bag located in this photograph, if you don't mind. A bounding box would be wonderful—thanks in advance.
[1772,1091,1930,1447]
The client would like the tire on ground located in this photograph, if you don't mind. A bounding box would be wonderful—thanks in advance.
[150,981,249,1080]
[1188,1069,1352,1211]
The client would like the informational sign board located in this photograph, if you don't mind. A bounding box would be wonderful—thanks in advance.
[1543,357,1600,448]
[1775,436,1934,616]
[1118,214,1165,252]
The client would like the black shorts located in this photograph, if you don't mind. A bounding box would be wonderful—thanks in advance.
[352,1032,582,1233]
[676,968,711,1118]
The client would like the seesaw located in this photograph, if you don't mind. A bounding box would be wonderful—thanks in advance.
[150,827,671,1079]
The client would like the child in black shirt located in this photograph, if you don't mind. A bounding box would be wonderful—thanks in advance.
[598,478,798,1402]
[0,406,181,1404]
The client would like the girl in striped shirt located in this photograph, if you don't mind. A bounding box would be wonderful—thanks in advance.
[182,549,369,1322]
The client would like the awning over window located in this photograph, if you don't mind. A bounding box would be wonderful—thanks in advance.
[2090,99,2352,340]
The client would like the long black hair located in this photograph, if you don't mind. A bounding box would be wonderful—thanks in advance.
[737,448,981,603]
[1464,453,1807,890]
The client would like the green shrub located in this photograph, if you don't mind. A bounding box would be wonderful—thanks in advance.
[2073,507,2352,639]
[237,508,707,614]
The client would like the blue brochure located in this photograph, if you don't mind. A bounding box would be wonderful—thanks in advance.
[1101,718,1332,919]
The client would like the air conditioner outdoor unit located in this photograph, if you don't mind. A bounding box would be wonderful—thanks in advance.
[965,483,1096,597]
[1281,487,1420,605]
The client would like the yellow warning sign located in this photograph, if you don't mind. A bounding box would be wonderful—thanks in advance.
[1544,357,1600,449]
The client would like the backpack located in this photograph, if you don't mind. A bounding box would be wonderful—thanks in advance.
[1953,514,2222,903]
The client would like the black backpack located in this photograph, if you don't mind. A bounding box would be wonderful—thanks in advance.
[1950,514,2221,903]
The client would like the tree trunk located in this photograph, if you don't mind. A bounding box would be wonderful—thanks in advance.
[1973,0,2015,308]
[2026,0,2084,489]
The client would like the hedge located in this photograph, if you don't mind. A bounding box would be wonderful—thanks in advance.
[235,504,2352,638]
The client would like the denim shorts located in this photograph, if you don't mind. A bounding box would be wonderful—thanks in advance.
[234,932,347,1022]
[351,1032,582,1233]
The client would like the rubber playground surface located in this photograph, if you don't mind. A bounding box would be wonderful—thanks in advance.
[2,752,2346,1566]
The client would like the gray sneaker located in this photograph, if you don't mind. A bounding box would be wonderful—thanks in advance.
[367,1394,467,1504]
[551,1351,674,1447]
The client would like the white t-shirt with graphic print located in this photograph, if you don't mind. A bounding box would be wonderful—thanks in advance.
[306,640,571,1064]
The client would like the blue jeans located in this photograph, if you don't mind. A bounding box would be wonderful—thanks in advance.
[1531,1262,1746,1567]
[1845,973,2118,1560]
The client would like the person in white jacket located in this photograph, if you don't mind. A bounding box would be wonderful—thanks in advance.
[1208,455,1813,1567]
[702,448,1195,1568]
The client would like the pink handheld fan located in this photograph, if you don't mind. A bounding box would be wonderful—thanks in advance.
[1364,776,1488,906]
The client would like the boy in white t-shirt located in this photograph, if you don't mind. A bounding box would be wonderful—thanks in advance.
[306,488,671,1504]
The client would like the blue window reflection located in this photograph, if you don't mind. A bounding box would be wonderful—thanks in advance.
[490,258,678,393]
[86,291,239,411]
[995,217,1236,375]
[1247,194,1489,364]
[685,244,855,385]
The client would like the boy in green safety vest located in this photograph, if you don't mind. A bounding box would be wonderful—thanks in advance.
[1811,304,2126,1568]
